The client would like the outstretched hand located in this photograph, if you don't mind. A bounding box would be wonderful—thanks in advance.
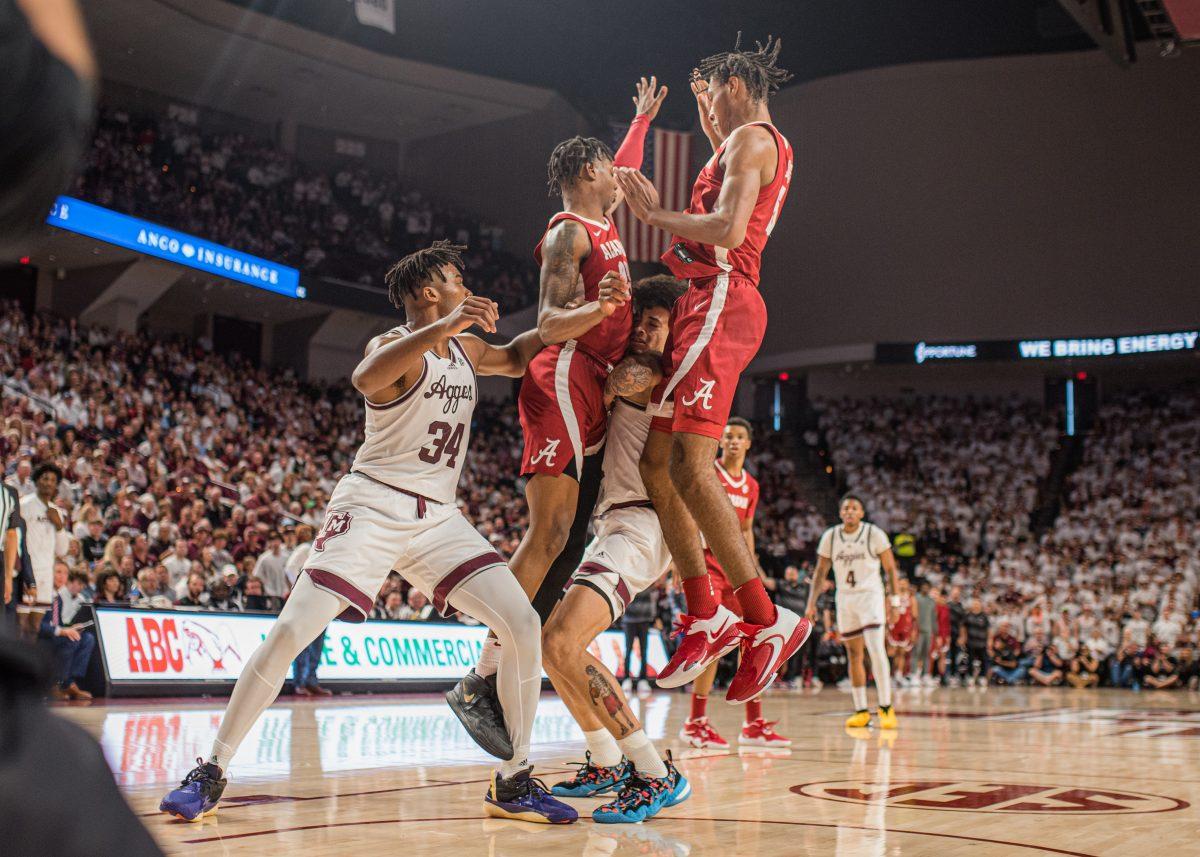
[613,168,661,224]
[633,75,668,121]
[443,295,499,335]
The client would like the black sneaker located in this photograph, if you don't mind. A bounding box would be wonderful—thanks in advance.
[446,670,513,760]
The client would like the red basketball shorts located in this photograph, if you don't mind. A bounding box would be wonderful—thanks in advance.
[519,342,609,477]
[650,273,767,439]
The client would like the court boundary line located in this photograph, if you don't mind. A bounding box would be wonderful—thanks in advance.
[177,813,1104,855]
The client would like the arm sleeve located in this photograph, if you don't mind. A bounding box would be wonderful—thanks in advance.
[613,114,650,169]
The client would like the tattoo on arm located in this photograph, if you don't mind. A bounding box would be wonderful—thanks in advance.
[540,220,584,312]
[585,664,636,736]
[606,352,662,399]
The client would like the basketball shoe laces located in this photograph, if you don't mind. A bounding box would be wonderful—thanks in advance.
[178,758,220,789]
[561,751,619,786]
[608,773,667,813]
[508,772,554,801]
[747,717,781,736]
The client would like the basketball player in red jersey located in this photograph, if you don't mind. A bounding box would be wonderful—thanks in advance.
[615,36,808,702]
[449,79,668,756]
[680,418,791,748]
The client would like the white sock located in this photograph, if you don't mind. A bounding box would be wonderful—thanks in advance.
[617,730,667,779]
[475,637,502,678]
[500,756,530,779]
[863,626,892,707]
[209,574,343,771]
[449,569,542,783]
[584,728,623,767]
[851,684,868,712]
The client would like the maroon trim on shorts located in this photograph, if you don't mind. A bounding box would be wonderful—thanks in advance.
[304,568,373,623]
[433,551,505,614]
[574,561,631,611]
[841,622,881,640]
[364,355,428,410]
[604,500,654,512]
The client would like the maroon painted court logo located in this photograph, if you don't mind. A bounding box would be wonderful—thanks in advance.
[792,781,1188,814]
[313,511,353,552]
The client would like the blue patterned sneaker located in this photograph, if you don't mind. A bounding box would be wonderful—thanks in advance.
[663,752,691,808]
[160,759,226,822]
[592,771,673,824]
[551,753,632,797]
[484,768,579,824]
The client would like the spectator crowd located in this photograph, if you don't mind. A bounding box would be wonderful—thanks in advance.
[4,299,1197,695]
[807,390,1199,692]
[73,106,539,311]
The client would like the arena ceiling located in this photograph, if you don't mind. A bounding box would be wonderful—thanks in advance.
[84,0,559,144]
[218,0,1097,128]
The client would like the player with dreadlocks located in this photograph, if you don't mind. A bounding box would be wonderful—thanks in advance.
[614,35,808,703]
[161,241,580,824]
[447,78,671,758]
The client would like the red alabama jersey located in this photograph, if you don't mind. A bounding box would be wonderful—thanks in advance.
[704,460,760,576]
[715,460,759,525]
[534,211,632,366]
[662,122,792,285]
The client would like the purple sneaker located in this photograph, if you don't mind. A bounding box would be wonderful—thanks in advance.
[484,768,578,824]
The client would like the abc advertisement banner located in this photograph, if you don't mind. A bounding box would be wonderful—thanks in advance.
[95,607,668,690]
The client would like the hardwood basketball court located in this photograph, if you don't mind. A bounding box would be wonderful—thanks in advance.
[58,686,1199,856]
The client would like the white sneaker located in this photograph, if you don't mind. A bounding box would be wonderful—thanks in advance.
[965,676,976,688]
[811,678,823,690]
[836,678,852,690]
[980,678,989,689]
[923,675,938,688]
[622,678,633,694]
[637,679,651,695]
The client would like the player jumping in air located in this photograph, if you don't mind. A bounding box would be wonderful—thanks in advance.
[680,418,791,748]
[806,494,902,729]
[539,275,691,823]
[614,36,808,702]
[448,78,668,757]
[159,242,577,824]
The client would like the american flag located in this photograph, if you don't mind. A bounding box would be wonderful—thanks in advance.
[611,123,694,263]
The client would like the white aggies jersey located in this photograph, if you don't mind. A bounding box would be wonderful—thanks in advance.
[595,398,653,514]
[351,325,477,504]
[817,522,890,595]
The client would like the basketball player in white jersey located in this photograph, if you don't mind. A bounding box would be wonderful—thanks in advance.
[539,275,691,824]
[160,241,578,825]
[806,494,902,729]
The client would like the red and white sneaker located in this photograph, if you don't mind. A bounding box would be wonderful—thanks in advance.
[679,717,729,749]
[726,607,812,704]
[739,718,792,747]
[656,604,746,689]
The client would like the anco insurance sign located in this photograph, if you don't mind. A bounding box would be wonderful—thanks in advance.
[46,196,304,299]
[95,607,667,684]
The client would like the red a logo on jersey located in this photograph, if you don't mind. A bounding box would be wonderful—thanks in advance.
[314,511,353,552]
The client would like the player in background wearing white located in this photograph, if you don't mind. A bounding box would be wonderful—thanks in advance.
[540,275,691,823]
[160,241,578,825]
[806,494,902,729]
